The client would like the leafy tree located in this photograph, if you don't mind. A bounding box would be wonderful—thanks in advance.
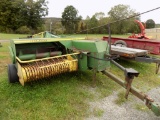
[108,4,140,34]
[77,21,85,33]
[81,16,90,34]
[24,0,48,31]
[146,19,155,28]
[52,21,64,34]
[15,26,30,34]
[61,5,81,34]
[0,0,26,32]
[127,21,140,33]
[87,15,98,34]
[98,17,110,34]
[94,12,105,20]
[0,0,48,33]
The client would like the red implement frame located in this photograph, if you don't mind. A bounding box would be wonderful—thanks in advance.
[103,37,160,55]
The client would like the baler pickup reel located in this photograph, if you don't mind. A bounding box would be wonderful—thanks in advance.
[16,53,78,86]
[8,38,160,116]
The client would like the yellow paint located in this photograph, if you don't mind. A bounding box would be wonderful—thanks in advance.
[17,55,78,86]
[16,53,79,63]
[13,37,85,44]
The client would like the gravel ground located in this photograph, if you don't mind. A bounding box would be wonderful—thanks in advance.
[85,86,160,120]
[0,40,9,42]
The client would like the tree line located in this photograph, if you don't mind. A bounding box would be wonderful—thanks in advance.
[58,4,156,35]
[0,0,48,33]
[0,1,156,34]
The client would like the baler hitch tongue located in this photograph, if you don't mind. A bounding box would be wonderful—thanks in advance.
[144,95,160,116]
[150,102,160,116]
[101,70,160,116]
[156,63,160,74]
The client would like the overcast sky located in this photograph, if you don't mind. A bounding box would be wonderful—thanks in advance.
[47,0,160,23]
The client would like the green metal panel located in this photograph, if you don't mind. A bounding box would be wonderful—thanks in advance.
[10,40,17,64]
[72,40,110,71]
[60,40,73,49]
[78,52,88,71]
[19,54,36,60]
[151,102,160,116]
[44,31,59,38]
[8,46,15,64]
[72,40,108,52]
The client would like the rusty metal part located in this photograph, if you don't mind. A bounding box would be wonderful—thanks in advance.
[101,70,160,116]
[135,56,160,74]
[92,69,97,87]
[124,68,139,99]
[101,70,147,100]
[17,54,78,86]
[110,60,141,99]
[125,77,133,99]
[156,63,160,74]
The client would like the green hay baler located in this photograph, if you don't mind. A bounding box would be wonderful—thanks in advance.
[8,37,160,116]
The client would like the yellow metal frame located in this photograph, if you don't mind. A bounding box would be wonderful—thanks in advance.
[13,38,85,44]
[16,53,80,63]
[32,32,45,38]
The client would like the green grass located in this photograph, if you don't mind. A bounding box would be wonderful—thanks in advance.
[0,34,160,119]
[0,33,29,40]
[134,104,149,112]
[114,59,160,91]
[0,42,10,52]
[114,91,129,105]
[0,71,92,120]
[93,108,104,117]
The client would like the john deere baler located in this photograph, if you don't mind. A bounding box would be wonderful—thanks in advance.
[8,38,109,85]
[8,37,160,116]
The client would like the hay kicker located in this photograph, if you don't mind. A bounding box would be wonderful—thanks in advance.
[17,54,78,86]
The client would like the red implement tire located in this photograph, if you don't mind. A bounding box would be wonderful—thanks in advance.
[114,40,127,47]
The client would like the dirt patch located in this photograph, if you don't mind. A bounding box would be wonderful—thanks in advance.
[0,40,9,42]
[85,88,160,120]
[147,86,160,102]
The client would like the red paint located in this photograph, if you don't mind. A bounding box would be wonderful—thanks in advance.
[128,20,149,39]
[102,37,160,55]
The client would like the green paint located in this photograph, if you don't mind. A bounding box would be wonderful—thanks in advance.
[151,102,160,116]
[77,53,88,71]
[72,40,110,71]
[60,40,72,49]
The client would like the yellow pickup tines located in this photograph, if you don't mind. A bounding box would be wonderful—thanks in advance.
[17,55,78,86]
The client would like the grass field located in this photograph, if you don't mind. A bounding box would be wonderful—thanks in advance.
[0,34,159,119]
[0,33,129,40]
[0,33,29,40]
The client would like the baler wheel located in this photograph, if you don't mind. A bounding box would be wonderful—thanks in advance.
[7,64,19,83]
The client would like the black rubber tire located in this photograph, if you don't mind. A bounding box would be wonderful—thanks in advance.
[7,64,19,83]
[114,40,127,47]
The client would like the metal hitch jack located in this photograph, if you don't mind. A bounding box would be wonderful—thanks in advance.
[124,68,139,99]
